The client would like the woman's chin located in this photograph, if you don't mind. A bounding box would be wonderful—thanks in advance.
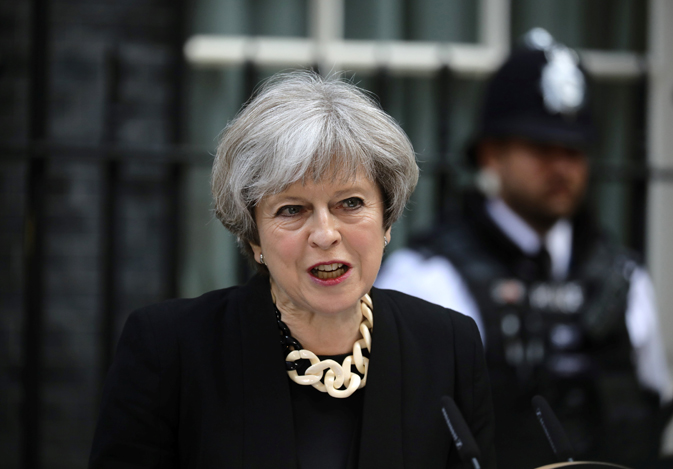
[302,280,370,317]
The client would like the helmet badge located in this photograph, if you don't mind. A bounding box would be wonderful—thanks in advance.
[524,28,586,117]
[541,46,585,117]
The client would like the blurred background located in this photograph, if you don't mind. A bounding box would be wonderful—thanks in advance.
[1,0,672,467]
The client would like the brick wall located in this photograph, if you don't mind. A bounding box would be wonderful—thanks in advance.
[0,0,184,467]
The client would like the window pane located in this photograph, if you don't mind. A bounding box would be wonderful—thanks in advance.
[512,0,646,51]
[345,0,477,42]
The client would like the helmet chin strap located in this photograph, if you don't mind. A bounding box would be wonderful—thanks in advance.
[475,168,501,199]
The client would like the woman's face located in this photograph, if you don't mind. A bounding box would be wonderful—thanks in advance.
[250,172,390,318]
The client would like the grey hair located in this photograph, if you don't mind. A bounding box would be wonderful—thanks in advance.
[212,70,419,262]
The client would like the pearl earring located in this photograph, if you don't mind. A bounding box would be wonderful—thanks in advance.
[260,253,265,265]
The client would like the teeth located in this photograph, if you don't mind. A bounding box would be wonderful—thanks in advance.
[316,263,343,272]
[312,263,347,279]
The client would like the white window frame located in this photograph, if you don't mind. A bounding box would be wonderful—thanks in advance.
[183,0,643,80]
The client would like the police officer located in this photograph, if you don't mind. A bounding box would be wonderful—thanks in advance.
[376,29,672,468]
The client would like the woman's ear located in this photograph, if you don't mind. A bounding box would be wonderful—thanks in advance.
[384,227,392,244]
[249,242,262,264]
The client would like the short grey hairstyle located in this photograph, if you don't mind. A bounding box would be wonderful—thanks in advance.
[212,70,419,262]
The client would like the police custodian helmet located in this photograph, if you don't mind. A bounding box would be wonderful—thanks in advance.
[474,28,596,152]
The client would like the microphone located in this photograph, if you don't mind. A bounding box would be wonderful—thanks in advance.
[532,395,574,462]
[441,395,481,469]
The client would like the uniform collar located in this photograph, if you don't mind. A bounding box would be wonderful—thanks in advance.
[485,197,573,280]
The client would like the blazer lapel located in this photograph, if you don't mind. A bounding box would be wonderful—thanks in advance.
[358,289,405,469]
[239,275,298,468]
[234,279,406,468]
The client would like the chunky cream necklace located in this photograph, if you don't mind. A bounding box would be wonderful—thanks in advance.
[274,294,373,398]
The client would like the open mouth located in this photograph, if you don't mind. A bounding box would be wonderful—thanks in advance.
[311,263,349,280]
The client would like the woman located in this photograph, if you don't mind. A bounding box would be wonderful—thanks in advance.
[89,71,495,468]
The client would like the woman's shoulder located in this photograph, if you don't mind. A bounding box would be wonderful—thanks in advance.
[133,285,240,319]
[114,283,261,364]
[124,282,258,339]
[372,286,479,336]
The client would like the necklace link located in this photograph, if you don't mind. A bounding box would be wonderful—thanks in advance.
[275,294,373,398]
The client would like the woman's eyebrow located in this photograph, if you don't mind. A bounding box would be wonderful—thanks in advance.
[333,186,367,198]
[269,195,306,204]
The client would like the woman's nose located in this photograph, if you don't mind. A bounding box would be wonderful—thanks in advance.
[308,210,341,249]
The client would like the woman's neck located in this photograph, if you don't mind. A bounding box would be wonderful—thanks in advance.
[272,284,363,356]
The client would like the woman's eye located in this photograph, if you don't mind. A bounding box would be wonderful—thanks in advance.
[277,205,303,216]
[342,197,364,209]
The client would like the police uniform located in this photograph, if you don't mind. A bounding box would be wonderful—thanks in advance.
[376,29,673,469]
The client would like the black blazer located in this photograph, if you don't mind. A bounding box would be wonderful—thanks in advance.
[89,274,496,468]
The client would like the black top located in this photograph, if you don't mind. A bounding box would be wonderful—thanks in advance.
[290,353,364,469]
